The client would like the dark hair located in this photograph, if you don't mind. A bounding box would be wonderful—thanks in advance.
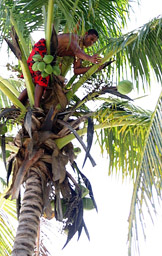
[88,29,99,38]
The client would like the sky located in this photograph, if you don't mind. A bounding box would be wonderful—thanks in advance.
[0,1,162,256]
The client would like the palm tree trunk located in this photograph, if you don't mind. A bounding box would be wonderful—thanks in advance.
[11,170,43,256]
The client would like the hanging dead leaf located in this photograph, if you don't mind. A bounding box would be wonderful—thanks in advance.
[4,27,22,60]
[40,154,52,164]
[50,24,58,62]
[59,177,72,200]
[14,129,23,147]
[58,120,96,167]
[52,150,68,183]
[58,117,84,137]
[55,182,63,221]
[63,190,84,248]
[5,156,21,199]
[40,107,54,131]
[73,162,98,212]
[62,142,75,163]
[41,87,59,110]
[24,109,33,138]
[82,117,94,168]
[1,135,6,169]
[7,157,14,186]
[16,192,21,219]
[54,83,68,109]
[42,182,54,219]
[100,86,133,100]
[31,115,41,130]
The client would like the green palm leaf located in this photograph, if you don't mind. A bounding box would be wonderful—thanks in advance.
[0,177,7,188]
[0,191,17,256]
[0,78,26,111]
[128,90,162,255]
[116,16,162,90]
[55,97,152,154]
[0,0,131,44]
[94,98,152,176]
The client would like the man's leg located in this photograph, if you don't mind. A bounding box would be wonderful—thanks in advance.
[34,84,44,107]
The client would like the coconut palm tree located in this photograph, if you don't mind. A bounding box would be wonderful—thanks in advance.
[0,1,162,255]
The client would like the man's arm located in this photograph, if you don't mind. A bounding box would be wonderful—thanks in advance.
[74,58,115,75]
[74,58,92,75]
[74,48,101,64]
[70,35,101,64]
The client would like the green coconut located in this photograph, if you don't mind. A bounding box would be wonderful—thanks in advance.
[83,198,95,210]
[117,80,133,95]
[43,54,54,64]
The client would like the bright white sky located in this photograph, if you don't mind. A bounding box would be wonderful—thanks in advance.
[0,1,162,256]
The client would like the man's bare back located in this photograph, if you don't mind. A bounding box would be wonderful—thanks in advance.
[57,33,79,57]
[57,31,100,65]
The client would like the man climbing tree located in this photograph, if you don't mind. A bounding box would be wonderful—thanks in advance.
[18,29,102,107]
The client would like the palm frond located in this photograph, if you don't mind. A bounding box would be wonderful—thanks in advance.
[55,98,152,154]
[0,76,20,98]
[0,192,17,256]
[46,0,54,54]
[69,16,162,98]
[0,177,7,188]
[128,90,162,255]
[0,0,131,46]
[8,17,35,106]
[0,91,11,109]
[39,217,64,256]
[0,78,26,111]
[94,98,152,177]
[116,16,162,91]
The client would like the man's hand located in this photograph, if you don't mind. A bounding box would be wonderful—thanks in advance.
[90,54,102,64]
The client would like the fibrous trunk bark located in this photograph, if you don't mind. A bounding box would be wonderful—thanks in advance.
[11,170,43,256]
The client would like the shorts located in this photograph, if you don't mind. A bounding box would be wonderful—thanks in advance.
[21,39,50,88]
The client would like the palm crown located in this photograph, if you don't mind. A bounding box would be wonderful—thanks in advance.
[0,0,162,255]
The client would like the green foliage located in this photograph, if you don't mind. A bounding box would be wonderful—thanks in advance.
[69,16,162,99]
[0,0,131,45]
[0,78,26,111]
[0,79,24,108]
[0,124,7,135]
[128,91,162,255]
[115,17,162,91]
[61,56,74,76]
[95,98,152,178]
[0,191,17,256]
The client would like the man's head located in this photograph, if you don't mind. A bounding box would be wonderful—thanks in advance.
[83,29,99,47]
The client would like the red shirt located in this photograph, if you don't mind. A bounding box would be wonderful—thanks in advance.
[22,39,49,87]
